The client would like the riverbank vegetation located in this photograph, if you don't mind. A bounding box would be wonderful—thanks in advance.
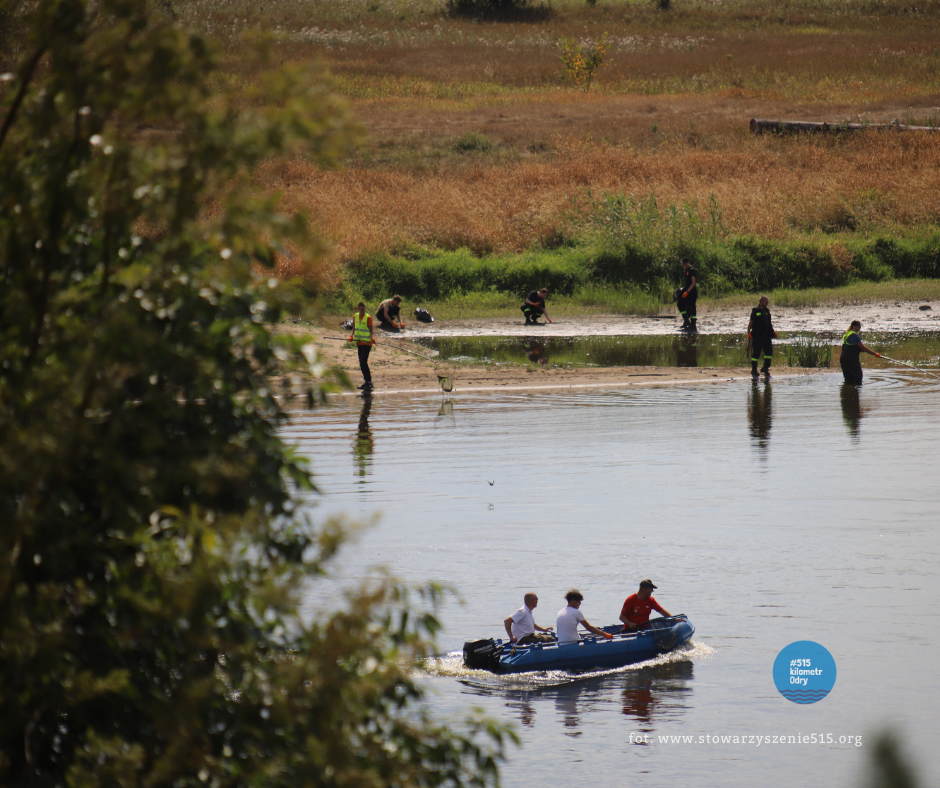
[0,1,511,784]
[134,0,940,313]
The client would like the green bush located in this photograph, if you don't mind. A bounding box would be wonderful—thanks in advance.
[784,335,834,368]
[0,1,510,785]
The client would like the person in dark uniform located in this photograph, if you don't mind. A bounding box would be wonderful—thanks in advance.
[521,288,552,325]
[746,295,777,379]
[840,321,881,384]
[677,258,698,331]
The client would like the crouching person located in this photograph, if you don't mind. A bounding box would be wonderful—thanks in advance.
[504,592,555,645]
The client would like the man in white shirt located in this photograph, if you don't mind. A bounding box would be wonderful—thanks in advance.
[504,592,555,645]
[556,589,614,643]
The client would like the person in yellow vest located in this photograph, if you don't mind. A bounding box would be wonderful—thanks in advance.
[840,320,881,385]
[347,302,375,390]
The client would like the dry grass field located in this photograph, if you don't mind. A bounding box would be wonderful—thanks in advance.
[174,0,940,294]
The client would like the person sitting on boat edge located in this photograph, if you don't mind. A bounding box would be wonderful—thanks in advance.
[557,589,614,643]
[504,592,555,645]
[620,579,672,632]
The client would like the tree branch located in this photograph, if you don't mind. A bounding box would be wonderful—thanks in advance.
[0,44,46,155]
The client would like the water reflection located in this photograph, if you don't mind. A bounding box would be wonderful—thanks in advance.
[840,383,862,440]
[621,660,694,729]
[523,338,548,366]
[421,331,940,370]
[674,334,698,368]
[353,395,374,479]
[747,381,773,455]
[460,659,694,739]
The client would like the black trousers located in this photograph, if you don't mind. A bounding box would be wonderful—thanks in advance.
[357,344,372,383]
[840,355,862,384]
[521,304,544,322]
[678,292,697,322]
[751,335,773,366]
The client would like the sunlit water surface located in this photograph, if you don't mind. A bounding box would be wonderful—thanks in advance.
[285,371,940,787]
[417,330,940,369]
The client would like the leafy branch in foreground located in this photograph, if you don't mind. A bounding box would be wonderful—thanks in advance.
[0,0,511,785]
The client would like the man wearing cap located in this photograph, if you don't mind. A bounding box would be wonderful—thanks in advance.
[556,589,614,644]
[503,592,555,645]
[619,580,672,632]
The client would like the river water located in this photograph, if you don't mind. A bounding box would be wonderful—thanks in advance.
[287,369,940,787]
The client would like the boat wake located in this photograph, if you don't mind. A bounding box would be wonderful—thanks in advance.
[421,639,715,689]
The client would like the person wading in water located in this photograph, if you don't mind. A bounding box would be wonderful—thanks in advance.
[840,320,881,385]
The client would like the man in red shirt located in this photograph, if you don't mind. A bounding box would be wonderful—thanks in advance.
[620,579,672,632]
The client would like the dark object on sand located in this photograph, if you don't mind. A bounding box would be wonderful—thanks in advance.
[340,318,354,330]
[414,307,434,323]
[919,304,932,311]
[463,615,694,674]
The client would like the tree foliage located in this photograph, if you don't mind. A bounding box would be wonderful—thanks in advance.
[0,0,511,785]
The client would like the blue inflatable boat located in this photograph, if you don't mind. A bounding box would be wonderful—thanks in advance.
[462,615,694,674]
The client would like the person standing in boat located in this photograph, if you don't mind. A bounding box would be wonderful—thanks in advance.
[619,580,672,632]
[556,589,614,643]
[840,320,881,385]
[747,295,777,379]
[504,592,555,645]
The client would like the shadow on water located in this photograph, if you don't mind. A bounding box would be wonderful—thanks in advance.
[523,338,548,366]
[353,394,374,480]
[674,333,698,368]
[459,659,694,737]
[840,383,863,441]
[748,381,773,456]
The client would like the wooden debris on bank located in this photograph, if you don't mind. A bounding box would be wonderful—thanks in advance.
[750,118,940,135]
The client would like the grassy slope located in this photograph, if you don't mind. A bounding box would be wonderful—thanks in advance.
[174,0,940,310]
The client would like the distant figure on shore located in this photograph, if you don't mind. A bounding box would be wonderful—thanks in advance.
[375,295,405,331]
[677,258,698,332]
[504,592,555,645]
[557,589,614,643]
[619,580,672,632]
[840,320,881,385]
[747,295,777,379]
[347,301,375,391]
[521,288,552,325]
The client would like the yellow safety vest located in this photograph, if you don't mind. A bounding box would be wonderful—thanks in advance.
[353,313,372,344]
[841,330,858,345]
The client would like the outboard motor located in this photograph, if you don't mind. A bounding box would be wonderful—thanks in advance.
[463,639,501,672]
[414,307,434,323]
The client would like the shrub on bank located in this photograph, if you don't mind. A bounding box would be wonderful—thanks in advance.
[335,231,940,305]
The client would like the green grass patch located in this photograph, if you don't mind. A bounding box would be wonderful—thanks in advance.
[322,231,940,318]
